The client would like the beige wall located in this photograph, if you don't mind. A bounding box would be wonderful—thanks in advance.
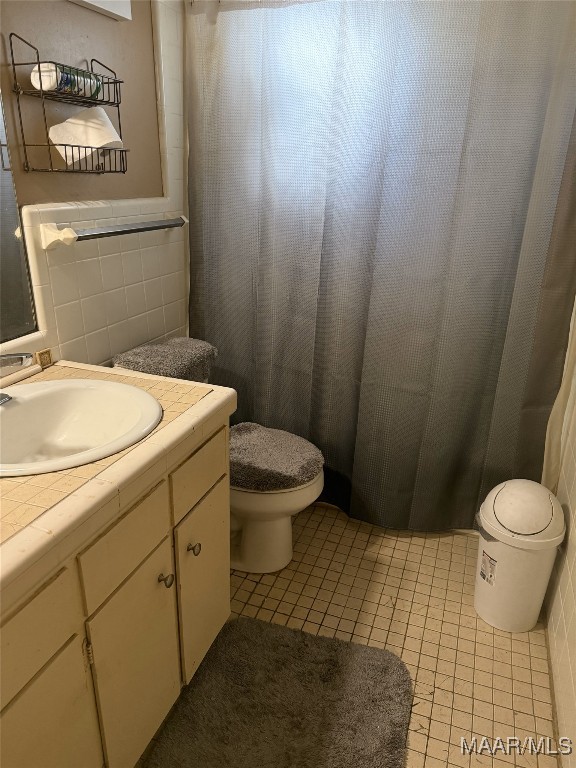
[0,0,163,205]
[546,361,576,764]
[0,0,188,366]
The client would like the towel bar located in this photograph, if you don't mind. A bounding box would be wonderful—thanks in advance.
[76,217,187,240]
[39,216,188,250]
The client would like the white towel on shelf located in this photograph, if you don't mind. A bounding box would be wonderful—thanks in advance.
[48,106,122,165]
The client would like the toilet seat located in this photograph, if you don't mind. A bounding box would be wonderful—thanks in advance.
[230,471,324,519]
[229,422,324,493]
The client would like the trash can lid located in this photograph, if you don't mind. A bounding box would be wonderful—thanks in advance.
[479,479,565,550]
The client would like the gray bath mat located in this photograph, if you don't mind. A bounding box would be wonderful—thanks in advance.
[143,617,412,768]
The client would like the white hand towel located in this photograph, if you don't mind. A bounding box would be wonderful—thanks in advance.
[48,106,122,165]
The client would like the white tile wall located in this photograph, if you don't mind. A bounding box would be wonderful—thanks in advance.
[547,382,576,766]
[1,0,188,366]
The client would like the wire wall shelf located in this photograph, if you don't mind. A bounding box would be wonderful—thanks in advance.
[20,143,127,174]
[9,33,128,174]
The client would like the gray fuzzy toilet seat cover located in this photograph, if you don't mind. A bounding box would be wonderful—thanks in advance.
[230,423,324,492]
[113,337,217,382]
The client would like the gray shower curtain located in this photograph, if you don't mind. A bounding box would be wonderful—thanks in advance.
[187,1,576,530]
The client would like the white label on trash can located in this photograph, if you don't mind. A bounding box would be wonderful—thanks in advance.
[480,550,497,585]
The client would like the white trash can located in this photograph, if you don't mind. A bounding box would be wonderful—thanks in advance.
[474,479,565,633]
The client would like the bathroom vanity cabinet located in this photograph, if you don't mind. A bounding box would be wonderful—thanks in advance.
[175,477,230,682]
[0,568,103,768]
[0,424,231,768]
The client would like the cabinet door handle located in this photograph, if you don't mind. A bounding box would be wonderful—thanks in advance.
[187,542,202,556]
[158,573,175,588]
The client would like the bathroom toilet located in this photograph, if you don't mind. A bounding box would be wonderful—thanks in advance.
[113,338,325,573]
[229,422,324,573]
[229,476,325,573]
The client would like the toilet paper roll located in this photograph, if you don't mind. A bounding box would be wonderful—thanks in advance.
[31,63,102,99]
[48,106,123,165]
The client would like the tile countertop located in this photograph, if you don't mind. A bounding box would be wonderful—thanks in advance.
[0,361,236,612]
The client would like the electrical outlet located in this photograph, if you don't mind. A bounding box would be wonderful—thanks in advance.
[35,349,53,369]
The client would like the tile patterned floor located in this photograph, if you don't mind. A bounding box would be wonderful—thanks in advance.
[230,504,559,768]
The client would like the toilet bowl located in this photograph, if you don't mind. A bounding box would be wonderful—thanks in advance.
[230,470,324,573]
[229,422,324,573]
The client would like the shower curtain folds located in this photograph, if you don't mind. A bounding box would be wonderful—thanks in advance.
[187,0,576,530]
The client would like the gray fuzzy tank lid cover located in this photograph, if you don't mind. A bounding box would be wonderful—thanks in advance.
[113,337,217,382]
[230,423,324,492]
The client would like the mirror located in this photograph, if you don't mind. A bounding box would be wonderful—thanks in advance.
[0,90,37,343]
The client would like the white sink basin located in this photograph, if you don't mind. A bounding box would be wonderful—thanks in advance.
[0,379,163,477]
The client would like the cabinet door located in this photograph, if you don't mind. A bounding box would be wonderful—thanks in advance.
[87,538,180,768]
[78,481,170,616]
[1,566,84,707]
[0,635,103,768]
[171,428,227,524]
[174,478,230,683]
